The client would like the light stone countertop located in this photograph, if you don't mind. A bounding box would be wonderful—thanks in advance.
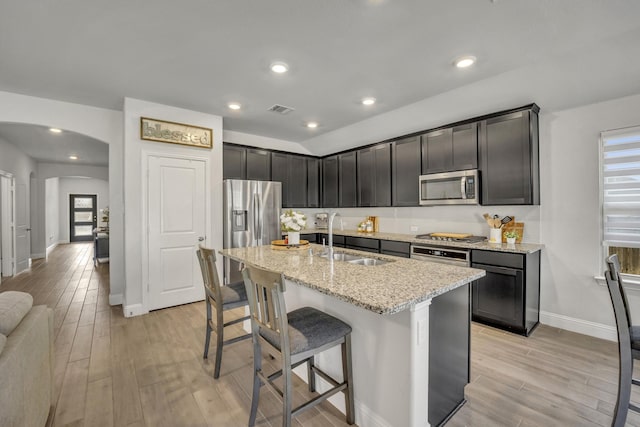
[303,229,544,254]
[220,244,486,315]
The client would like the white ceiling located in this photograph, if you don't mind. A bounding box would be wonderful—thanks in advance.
[1,0,640,161]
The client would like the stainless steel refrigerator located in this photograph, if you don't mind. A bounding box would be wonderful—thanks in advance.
[223,179,282,284]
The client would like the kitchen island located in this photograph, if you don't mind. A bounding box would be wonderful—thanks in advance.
[220,244,485,427]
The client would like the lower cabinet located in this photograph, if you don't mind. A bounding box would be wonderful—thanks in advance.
[345,236,379,253]
[471,250,540,336]
[380,240,411,258]
[318,233,345,248]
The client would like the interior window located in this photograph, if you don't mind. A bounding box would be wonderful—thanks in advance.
[601,127,640,277]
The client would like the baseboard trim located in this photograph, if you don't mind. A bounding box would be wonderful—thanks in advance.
[109,293,123,306]
[123,303,148,318]
[540,310,616,342]
[45,242,58,256]
[31,253,45,260]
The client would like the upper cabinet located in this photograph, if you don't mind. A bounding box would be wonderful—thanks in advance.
[357,143,391,207]
[421,123,477,174]
[271,152,308,208]
[306,157,322,208]
[222,144,246,179]
[246,148,271,181]
[223,144,271,181]
[478,106,539,205]
[338,152,357,207]
[322,155,339,208]
[392,136,422,207]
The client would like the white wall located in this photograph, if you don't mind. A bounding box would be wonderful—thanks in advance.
[0,137,37,263]
[44,178,59,251]
[536,92,640,339]
[57,177,109,243]
[123,98,223,316]
[0,91,124,306]
[223,130,312,155]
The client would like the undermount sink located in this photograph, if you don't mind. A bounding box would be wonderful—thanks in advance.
[320,251,393,266]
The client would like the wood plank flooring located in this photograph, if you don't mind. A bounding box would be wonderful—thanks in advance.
[1,242,639,426]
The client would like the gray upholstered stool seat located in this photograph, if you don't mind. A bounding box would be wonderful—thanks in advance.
[221,281,248,307]
[260,306,352,356]
[243,265,355,427]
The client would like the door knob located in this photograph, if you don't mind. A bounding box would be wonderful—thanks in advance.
[198,236,205,242]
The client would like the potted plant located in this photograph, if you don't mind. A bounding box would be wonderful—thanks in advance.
[280,210,306,244]
[504,230,519,244]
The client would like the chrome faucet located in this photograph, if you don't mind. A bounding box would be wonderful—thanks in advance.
[328,211,340,259]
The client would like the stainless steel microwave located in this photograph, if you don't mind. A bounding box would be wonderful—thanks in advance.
[419,170,479,205]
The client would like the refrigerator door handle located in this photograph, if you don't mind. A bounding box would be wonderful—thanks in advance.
[253,193,260,245]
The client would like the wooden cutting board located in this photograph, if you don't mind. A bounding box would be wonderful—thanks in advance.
[430,232,472,239]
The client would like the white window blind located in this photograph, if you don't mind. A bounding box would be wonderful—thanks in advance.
[602,127,640,249]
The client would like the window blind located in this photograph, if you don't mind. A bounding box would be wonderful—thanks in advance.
[602,127,640,248]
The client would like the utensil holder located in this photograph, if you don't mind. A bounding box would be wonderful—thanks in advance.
[489,228,502,243]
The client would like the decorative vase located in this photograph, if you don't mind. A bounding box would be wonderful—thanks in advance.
[288,231,300,245]
[506,237,516,244]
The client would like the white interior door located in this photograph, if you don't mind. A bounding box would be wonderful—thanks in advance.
[147,155,206,310]
[15,183,29,273]
[0,175,15,277]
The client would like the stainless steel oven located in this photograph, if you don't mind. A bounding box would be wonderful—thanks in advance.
[419,169,479,206]
[410,244,471,267]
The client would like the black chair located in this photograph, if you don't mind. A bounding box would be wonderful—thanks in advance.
[196,246,251,379]
[242,265,355,427]
[605,254,640,426]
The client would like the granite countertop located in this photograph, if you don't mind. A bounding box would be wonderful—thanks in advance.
[220,244,485,315]
[302,228,544,254]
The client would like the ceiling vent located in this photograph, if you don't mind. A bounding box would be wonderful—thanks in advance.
[268,104,295,115]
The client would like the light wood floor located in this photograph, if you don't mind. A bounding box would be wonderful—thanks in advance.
[1,243,639,426]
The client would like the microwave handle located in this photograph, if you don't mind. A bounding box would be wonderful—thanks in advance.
[460,177,467,199]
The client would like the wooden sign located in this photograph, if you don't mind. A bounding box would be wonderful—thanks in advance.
[140,117,212,149]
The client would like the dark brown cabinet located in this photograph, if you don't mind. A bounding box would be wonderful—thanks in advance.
[222,144,246,179]
[271,152,307,208]
[422,123,478,174]
[471,249,540,336]
[306,157,321,208]
[338,152,357,207]
[479,106,539,205]
[246,148,271,181]
[322,156,339,208]
[392,136,421,206]
[357,143,391,207]
[223,144,272,181]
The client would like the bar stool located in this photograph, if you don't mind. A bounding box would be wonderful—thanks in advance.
[241,265,355,427]
[607,254,640,361]
[196,246,251,379]
[605,255,640,426]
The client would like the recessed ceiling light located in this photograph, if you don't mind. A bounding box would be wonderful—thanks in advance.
[228,102,241,110]
[306,122,318,129]
[270,62,289,73]
[454,56,476,68]
[69,155,78,160]
[362,97,376,106]
[49,128,62,133]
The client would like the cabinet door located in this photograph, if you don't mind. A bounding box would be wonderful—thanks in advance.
[246,148,271,181]
[222,144,246,179]
[322,156,339,208]
[271,152,289,207]
[339,152,357,207]
[422,128,453,174]
[306,157,321,208]
[357,147,374,207]
[452,123,478,171]
[479,111,533,205]
[374,143,392,206]
[392,136,421,206]
[471,263,524,331]
[287,154,307,208]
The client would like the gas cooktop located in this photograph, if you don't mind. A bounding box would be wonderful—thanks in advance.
[415,233,487,243]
